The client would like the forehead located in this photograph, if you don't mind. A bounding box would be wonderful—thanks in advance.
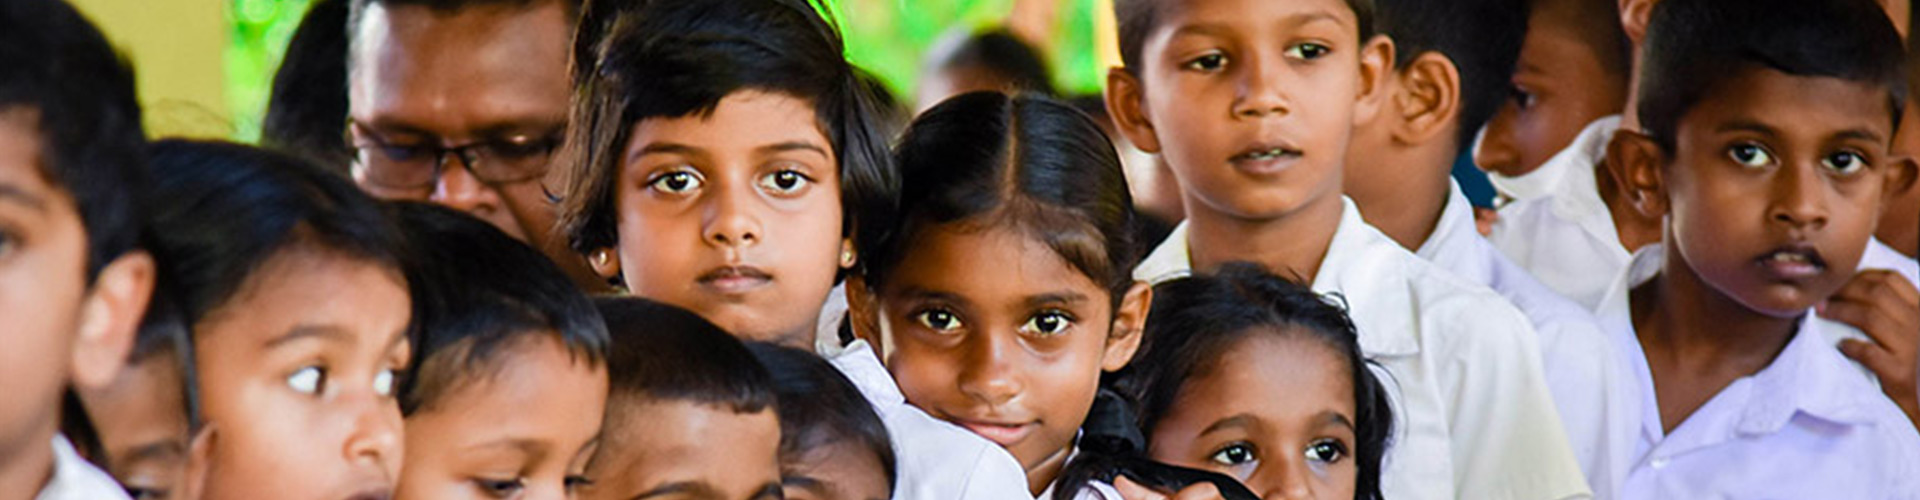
[1151,0,1359,40]
[349,1,571,136]
[882,223,1107,302]
[600,400,781,494]
[197,248,411,350]
[624,91,834,162]
[1172,332,1354,423]
[414,334,607,439]
[1681,67,1894,140]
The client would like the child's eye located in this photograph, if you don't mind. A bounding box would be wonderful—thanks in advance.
[124,486,169,500]
[1019,311,1074,337]
[1183,52,1227,72]
[1823,152,1868,174]
[1508,84,1536,110]
[287,366,325,395]
[914,309,965,333]
[565,475,594,491]
[1305,439,1348,464]
[648,170,704,194]
[1728,143,1774,168]
[1284,42,1331,60]
[1210,443,1257,466]
[373,369,398,397]
[473,477,525,498]
[758,169,812,195]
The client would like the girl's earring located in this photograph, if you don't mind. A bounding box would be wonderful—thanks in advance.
[839,240,857,268]
[589,248,621,279]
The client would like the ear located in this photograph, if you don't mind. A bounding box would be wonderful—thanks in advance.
[1389,51,1463,147]
[844,275,885,355]
[69,251,154,391]
[1101,282,1153,372]
[587,247,622,280]
[1619,0,1658,46]
[1606,129,1670,219]
[179,424,217,500]
[1106,67,1164,154]
[1350,35,1398,127]
[1885,156,1919,203]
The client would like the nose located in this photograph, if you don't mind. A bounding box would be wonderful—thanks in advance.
[955,332,1022,408]
[1475,105,1521,175]
[702,182,763,250]
[431,160,504,216]
[1767,163,1830,232]
[1251,456,1314,500]
[341,390,403,480]
[1231,55,1292,119]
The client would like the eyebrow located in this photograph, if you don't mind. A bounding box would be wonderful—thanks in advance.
[1317,411,1356,432]
[121,441,185,465]
[466,438,549,458]
[1713,120,1782,139]
[891,287,976,309]
[355,118,565,142]
[628,142,708,166]
[1025,292,1090,309]
[755,141,831,161]
[263,325,353,350]
[631,481,719,499]
[1199,414,1257,436]
[0,183,48,212]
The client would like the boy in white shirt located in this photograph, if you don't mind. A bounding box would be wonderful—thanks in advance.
[1103,0,1588,498]
[1340,0,1625,490]
[1596,0,1920,496]
[0,1,156,498]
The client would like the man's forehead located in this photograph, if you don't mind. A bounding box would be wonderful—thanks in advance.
[349,0,571,138]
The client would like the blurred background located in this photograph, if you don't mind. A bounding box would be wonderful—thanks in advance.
[67,0,1120,141]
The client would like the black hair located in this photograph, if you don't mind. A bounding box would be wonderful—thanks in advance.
[745,342,897,490]
[928,27,1056,96]
[390,201,609,416]
[595,296,777,414]
[1114,0,1376,76]
[144,139,405,334]
[864,92,1137,306]
[0,0,147,281]
[1108,262,1392,500]
[558,0,897,281]
[263,0,352,174]
[1374,0,1527,150]
[1533,0,1630,80]
[1636,0,1907,151]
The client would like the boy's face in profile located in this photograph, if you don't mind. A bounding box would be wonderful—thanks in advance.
[581,398,783,500]
[0,109,91,483]
[193,249,412,500]
[612,90,846,348]
[1474,1,1628,179]
[77,349,189,500]
[1109,0,1386,223]
[1653,67,1893,316]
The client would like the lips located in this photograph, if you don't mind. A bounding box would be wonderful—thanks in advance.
[950,417,1037,447]
[1754,244,1828,281]
[344,486,391,500]
[698,265,773,295]
[1228,141,1303,176]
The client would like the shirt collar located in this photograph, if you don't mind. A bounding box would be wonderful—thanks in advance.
[1414,181,1493,285]
[37,435,130,500]
[1488,115,1621,204]
[1135,198,1421,356]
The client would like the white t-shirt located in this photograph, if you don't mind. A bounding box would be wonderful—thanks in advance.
[35,435,130,500]
[1136,197,1592,500]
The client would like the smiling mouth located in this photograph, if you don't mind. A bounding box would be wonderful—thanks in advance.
[1755,246,1828,281]
[698,265,773,295]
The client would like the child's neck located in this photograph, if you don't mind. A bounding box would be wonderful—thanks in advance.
[1353,147,1456,252]
[1630,245,1799,433]
[1185,192,1344,284]
[0,422,56,500]
[1026,443,1072,497]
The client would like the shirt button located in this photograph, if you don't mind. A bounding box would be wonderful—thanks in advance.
[1650,457,1671,469]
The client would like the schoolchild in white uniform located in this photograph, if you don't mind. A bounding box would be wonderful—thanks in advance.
[1594,0,1920,496]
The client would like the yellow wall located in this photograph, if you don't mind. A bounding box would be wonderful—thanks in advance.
[67,0,232,138]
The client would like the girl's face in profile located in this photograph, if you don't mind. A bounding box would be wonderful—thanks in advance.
[192,249,412,500]
[875,223,1146,493]
[1146,330,1358,500]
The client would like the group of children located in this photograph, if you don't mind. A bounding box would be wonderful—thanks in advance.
[4,0,1919,499]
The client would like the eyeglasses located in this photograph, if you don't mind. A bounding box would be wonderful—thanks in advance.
[349,123,563,192]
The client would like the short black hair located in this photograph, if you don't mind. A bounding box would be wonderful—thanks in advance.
[263,0,352,174]
[0,0,147,280]
[927,27,1056,96]
[558,0,897,280]
[1111,262,1393,500]
[144,139,405,332]
[1636,0,1907,151]
[1374,0,1526,150]
[1114,0,1376,75]
[391,201,609,416]
[595,297,777,414]
[866,92,1137,306]
[745,342,896,490]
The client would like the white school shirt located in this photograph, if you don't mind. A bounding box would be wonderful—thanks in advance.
[1487,116,1630,311]
[36,435,130,500]
[826,339,1034,500]
[1414,181,1625,499]
[1592,246,1920,499]
[1861,237,1920,287]
[1136,197,1592,500]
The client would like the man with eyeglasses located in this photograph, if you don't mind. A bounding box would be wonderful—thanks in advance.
[347,0,607,291]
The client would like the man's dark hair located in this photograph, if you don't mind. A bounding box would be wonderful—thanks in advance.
[1114,0,1376,76]
[1374,0,1527,150]
[594,297,777,415]
[558,0,897,282]
[391,201,608,416]
[263,0,352,174]
[1636,0,1907,151]
[929,27,1056,96]
[745,342,896,490]
[0,0,147,280]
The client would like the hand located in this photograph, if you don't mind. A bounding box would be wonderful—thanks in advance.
[1474,207,1500,237]
[1824,270,1920,429]
[1114,476,1227,500]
